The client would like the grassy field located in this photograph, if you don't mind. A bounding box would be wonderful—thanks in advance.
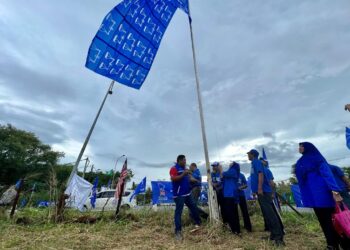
[0,206,325,250]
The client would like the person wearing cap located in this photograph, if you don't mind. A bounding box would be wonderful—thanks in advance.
[211,162,225,222]
[248,149,285,246]
[170,155,201,241]
[220,162,241,235]
[237,172,252,232]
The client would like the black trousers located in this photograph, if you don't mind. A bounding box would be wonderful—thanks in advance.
[224,197,240,234]
[313,207,350,249]
[216,190,226,222]
[258,193,284,241]
[239,195,252,231]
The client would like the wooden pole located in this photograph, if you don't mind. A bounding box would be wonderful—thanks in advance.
[10,179,23,219]
[187,4,220,223]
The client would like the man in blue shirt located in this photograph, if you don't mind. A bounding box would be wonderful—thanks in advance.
[189,163,209,219]
[248,149,285,246]
[211,162,225,222]
[238,173,252,232]
[170,155,201,241]
[329,164,350,208]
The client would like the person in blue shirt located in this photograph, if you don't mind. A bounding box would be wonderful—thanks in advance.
[237,172,252,232]
[296,142,346,250]
[211,162,226,223]
[248,149,285,246]
[329,164,350,208]
[220,162,241,235]
[260,158,284,234]
[189,163,209,219]
[170,155,201,241]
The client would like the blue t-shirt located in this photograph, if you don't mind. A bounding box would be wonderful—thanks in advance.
[265,168,274,182]
[329,165,347,191]
[211,172,223,191]
[238,173,247,197]
[250,158,272,193]
[191,168,202,188]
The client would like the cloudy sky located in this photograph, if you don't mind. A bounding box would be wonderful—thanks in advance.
[1,0,350,185]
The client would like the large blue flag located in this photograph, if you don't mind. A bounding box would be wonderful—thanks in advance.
[130,177,146,201]
[90,177,99,208]
[346,127,350,150]
[86,0,189,89]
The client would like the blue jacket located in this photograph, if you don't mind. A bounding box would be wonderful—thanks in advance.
[250,158,272,193]
[329,165,347,191]
[238,173,247,197]
[191,168,202,188]
[222,163,240,201]
[296,142,341,208]
[171,164,191,197]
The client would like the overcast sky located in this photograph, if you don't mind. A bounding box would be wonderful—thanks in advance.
[1,0,350,185]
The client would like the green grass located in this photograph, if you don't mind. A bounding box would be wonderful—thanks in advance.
[0,206,325,250]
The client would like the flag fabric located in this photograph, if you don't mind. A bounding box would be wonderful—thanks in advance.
[262,147,268,161]
[151,181,173,204]
[65,173,93,211]
[129,177,146,201]
[90,177,99,208]
[86,0,189,89]
[115,159,128,200]
[346,127,350,150]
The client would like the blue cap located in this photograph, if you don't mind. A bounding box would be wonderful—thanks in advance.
[211,162,220,167]
[247,149,259,158]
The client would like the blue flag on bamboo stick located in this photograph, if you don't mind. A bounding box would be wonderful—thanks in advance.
[86,0,189,89]
[90,177,99,208]
[129,177,146,201]
[346,127,350,150]
[262,147,267,161]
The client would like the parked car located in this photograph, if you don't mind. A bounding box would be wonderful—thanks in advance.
[84,189,135,211]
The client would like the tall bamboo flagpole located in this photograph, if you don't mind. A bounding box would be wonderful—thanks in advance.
[187,4,220,223]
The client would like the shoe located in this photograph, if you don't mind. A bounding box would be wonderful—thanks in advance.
[175,231,183,242]
[273,240,286,247]
[190,224,200,233]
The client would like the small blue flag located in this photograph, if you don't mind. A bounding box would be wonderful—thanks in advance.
[262,148,268,161]
[107,179,112,189]
[129,177,146,202]
[86,0,189,89]
[90,177,99,208]
[346,127,350,150]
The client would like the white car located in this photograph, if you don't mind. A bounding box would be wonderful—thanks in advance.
[84,189,136,211]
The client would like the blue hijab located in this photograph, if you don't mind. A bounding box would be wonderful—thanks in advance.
[296,142,327,180]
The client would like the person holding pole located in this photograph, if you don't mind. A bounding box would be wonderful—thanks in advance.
[220,162,241,235]
[211,162,226,223]
[170,155,201,241]
[248,149,285,246]
[189,163,209,219]
[237,172,252,232]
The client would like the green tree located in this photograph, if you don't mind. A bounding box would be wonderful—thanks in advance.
[0,124,64,185]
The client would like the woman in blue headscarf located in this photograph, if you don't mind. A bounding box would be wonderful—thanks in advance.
[296,142,343,250]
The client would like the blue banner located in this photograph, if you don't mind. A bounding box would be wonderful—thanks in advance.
[86,0,189,89]
[291,184,304,207]
[244,176,254,200]
[90,177,99,208]
[151,181,173,204]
